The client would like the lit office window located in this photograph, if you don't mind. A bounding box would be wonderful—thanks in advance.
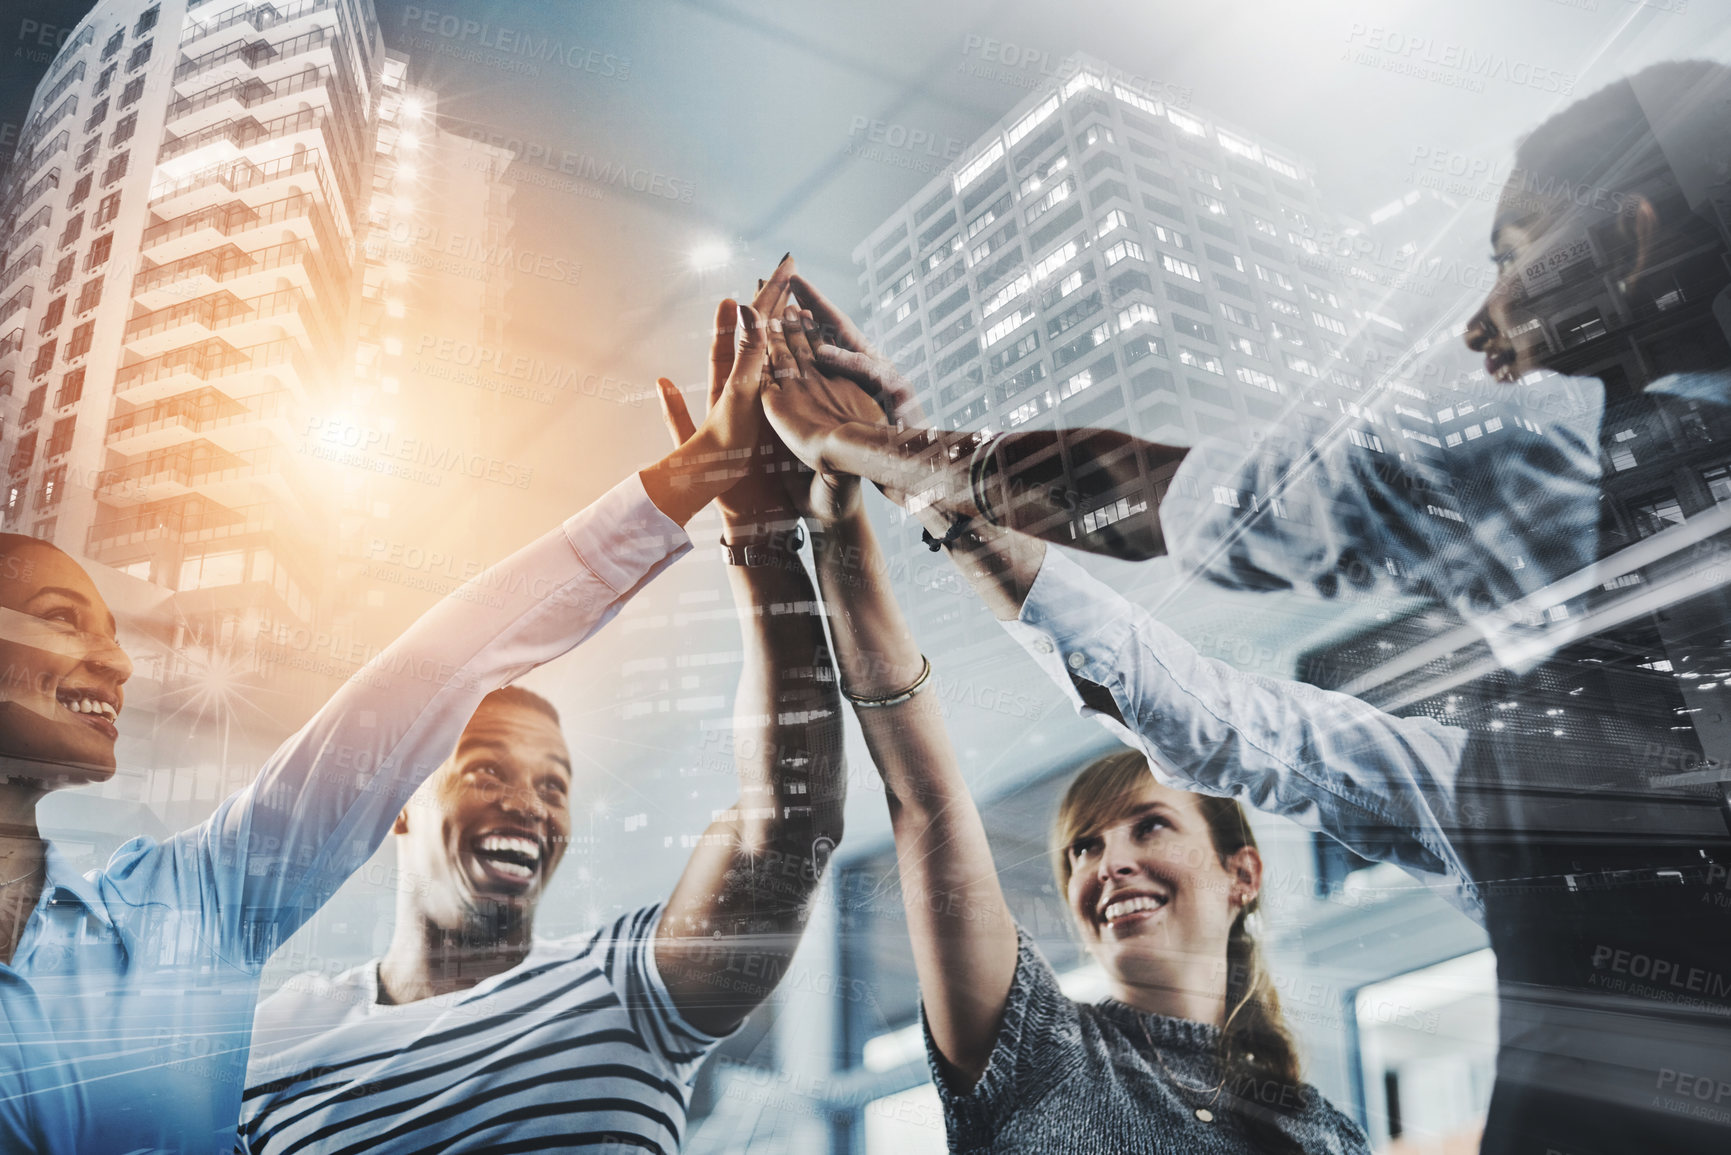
[1161,253,1201,281]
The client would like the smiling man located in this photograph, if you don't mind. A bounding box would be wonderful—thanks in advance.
[234,294,844,1155]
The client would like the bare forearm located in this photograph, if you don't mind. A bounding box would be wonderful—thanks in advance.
[657,548,842,1032]
[812,509,1017,1081]
[723,557,845,860]
[824,424,1188,564]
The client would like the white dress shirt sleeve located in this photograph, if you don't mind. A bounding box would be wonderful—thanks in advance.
[108,473,692,965]
[1000,548,1482,917]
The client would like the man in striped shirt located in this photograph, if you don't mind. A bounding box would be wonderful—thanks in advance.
[237,292,846,1155]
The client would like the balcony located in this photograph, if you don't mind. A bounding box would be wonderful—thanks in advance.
[158,106,329,168]
[107,382,293,446]
[133,236,321,303]
[14,167,60,217]
[0,246,43,295]
[165,64,334,134]
[0,286,32,328]
[86,494,311,565]
[85,518,180,565]
[97,444,289,508]
[173,25,337,88]
[141,189,320,258]
[147,148,335,222]
[123,287,315,357]
[178,0,336,53]
[114,336,304,403]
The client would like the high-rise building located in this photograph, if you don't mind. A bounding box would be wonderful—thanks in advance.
[0,0,386,813]
[0,0,512,826]
[849,55,1382,651]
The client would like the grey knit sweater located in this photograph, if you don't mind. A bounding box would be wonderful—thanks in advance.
[925,931,1371,1154]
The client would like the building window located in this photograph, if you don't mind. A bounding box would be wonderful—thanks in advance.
[68,173,92,208]
[37,466,66,511]
[57,214,83,249]
[1228,334,1266,359]
[134,6,160,35]
[1161,253,1202,282]
[1255,263,1296,291]
[94,192,121,226]
[1103,239,1146,267]
[55,368,85,408]
[83,98,109,133]
[38,297,66,336]
[1219,301,1261,330]
[49,254,75,291]
[21,386,46,424]
[1178,347,1224,375]
[125,41,152,72]
[102,153,128,186]
[1172,314,1217,344]
[1152,223,1192,251]
[1118,302,1159,329]
[109,113,136,147]
[93,65,115,97]
[1236,365,1280,392]
[1628,491,1684,539]
[100,30,123,61]
[64,322,93,361]
[9,435,36,477]
[85,234,113,271]
[30,341,58,378]
[120,75,145,107]
[1703,463,1731,506]
[46,417,75,458]
[1192,189,1228,215]
[76,136,99,170]
[1313,311,1348,336]
[74,277,102,313]
[1165,281,1208,311]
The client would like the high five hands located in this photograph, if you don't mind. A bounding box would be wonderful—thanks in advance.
[655,258,877,528]
[651,256,979,529]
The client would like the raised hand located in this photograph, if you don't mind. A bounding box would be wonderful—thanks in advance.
[791,273,926,426]
[762,304,886,515]
[641,258,796,526]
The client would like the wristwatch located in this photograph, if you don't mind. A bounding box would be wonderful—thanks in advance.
[720,521,806,567]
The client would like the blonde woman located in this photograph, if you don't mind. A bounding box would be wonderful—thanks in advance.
[767,308,1366,1152]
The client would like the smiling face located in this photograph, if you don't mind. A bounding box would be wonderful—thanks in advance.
[1060,776,1257,991]
[0,539,133,780]
[1462,192,1619,385]
[394,696,572,933]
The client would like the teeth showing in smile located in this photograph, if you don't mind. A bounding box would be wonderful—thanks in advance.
[476,835,541,880]
[58,693,117,721]
[1101,894,1168,925]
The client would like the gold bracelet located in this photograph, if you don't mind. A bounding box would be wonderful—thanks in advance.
[843,654,932,708]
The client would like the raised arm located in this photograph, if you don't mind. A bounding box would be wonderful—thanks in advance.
[133,275,790,968]
[771,308,1017,1086]
[1003,545,1481,911]
[654,290,846,1037]
[770,273,1189,562]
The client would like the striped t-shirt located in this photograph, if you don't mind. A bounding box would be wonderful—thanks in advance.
[238,905,725,1155]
